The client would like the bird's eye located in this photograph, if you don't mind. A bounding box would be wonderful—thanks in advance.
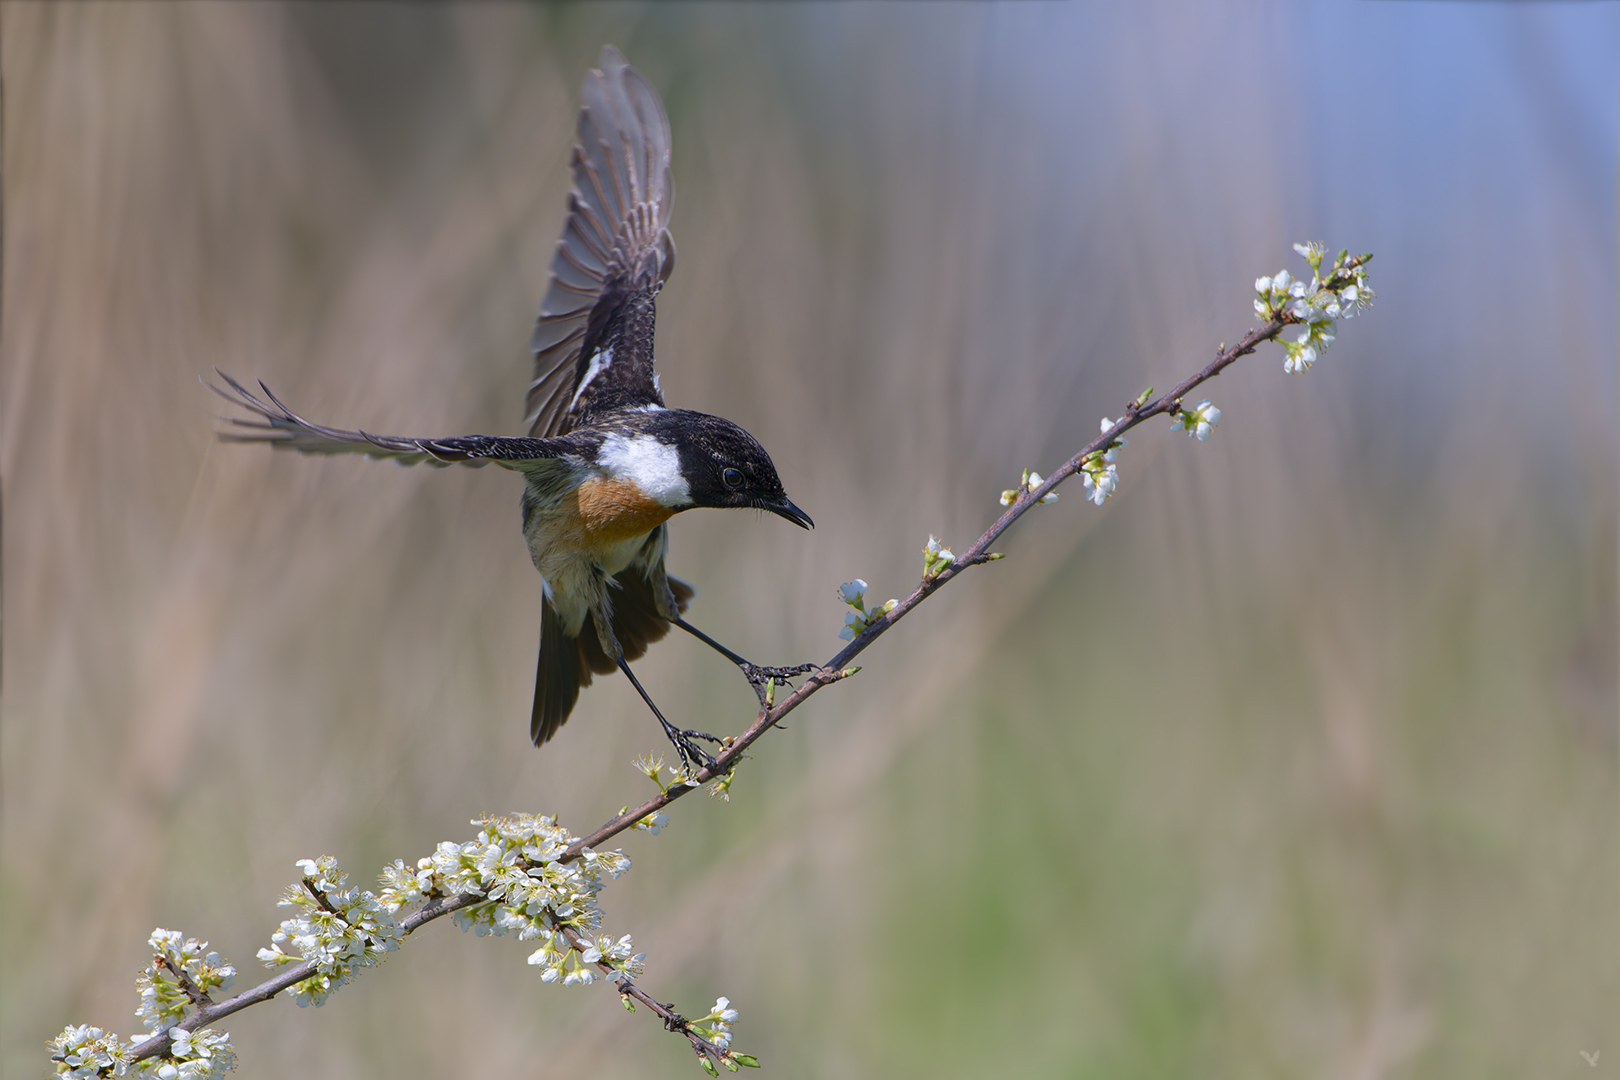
[721,467,744,489]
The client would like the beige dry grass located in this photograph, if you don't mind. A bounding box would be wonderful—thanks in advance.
[3,4,1614,1078]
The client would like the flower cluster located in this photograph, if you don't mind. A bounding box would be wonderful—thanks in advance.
[1255,243,1374,373]
[1080,419,1127,505]
[922,535,954,580]
[52,928,242,1077]
[836,580,896,641]
[50,1025,131,1078]
[691,996,759,1075]
[257,857,403,1007]
[386,815,644,987]
[697,996,739,1049]
[54,813,749,1076]
[49,1022,237,1079]
[154,1029,237,1079]
[526,930,643,987]
[136,930,237,1032]
[999,468,1058,508]
[1170,399,1222,441]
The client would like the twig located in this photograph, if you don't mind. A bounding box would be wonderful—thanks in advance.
[565,256,1370,860]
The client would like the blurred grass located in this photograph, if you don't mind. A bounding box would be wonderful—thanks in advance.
[2,3,1614,1078]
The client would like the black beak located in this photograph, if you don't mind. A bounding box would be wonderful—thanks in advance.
[766,497,814,530]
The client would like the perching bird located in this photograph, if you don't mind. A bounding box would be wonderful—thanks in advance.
[214,47,811,769]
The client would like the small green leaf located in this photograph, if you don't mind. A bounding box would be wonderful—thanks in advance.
[700,1054,720,1077]
[733,1054,761,1068]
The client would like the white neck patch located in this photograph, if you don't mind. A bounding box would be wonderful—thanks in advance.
[598,433,690,507]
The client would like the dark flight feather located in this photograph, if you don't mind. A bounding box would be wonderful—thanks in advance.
[211,371,588,467]
[526,45,675,440]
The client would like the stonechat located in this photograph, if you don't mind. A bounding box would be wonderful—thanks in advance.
[215,47,810,769]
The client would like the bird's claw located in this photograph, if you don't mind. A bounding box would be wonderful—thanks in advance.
[662,723,723,775]
[739,662,818,707]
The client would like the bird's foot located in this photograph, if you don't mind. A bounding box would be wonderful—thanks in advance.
[669,617,818,709]
[659,719,724,776]
[738,662,819,708]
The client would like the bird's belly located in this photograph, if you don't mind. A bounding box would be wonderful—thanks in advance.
[525,477,676,635]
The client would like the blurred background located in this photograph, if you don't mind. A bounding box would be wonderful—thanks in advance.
[3,3,1615,1077]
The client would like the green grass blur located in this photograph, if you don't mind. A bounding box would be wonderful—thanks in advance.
[3,4,1613,1078]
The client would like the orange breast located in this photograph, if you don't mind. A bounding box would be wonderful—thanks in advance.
[574,476,677,544]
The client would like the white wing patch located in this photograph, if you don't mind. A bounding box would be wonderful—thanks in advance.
[567,346,613,414]
[598,433,690,507]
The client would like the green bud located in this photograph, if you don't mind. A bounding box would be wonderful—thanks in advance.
[1134,386,1154,406]
[733,1055,761,1068]
[724,1058,740,1072]
[840,666,862,678]
[621,995,636,1013]
[984,552,1005,561]
[700,1054,720,1077]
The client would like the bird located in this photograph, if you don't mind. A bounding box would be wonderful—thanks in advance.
[213,46,812,770]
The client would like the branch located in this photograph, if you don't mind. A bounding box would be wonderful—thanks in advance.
[568,252,1373,858]
[53,245,1371,1078]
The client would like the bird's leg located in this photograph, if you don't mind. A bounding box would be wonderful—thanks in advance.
[671,617,818,708]
[616,657,722,775]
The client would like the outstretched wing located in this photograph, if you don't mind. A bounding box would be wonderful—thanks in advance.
[211,372,572,468]
[526,45,676,439]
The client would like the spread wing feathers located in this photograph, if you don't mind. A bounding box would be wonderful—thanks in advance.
[531,569,695,746]
[526,45,676,439]
[211,372,575,467]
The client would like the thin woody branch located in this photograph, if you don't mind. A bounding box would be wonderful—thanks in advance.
[68,246,1372,1078]
[550,919,736,1063]
[566,254,1372,860]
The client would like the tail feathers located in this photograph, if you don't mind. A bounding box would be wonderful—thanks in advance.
[577,572,692,673]
[532,596,590,746]
[530,573,695,747]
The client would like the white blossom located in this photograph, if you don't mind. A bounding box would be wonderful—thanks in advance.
[1265,243,1373,373]
[1080,461,1119,505]
[135,931,236,1034]
[157,1028,235,1078]
[835,579,894,640]
[1001,467,1059,508]
[633,810,669,833]
[257,857,405,1006]
[1172,400,1222,441]
[695,996,739,1050]
[922,535,954,579]
[50,1025,132,1079]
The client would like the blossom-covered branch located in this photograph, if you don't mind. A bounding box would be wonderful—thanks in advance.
[564,245,1372,855]
[52,243,1371,1078]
